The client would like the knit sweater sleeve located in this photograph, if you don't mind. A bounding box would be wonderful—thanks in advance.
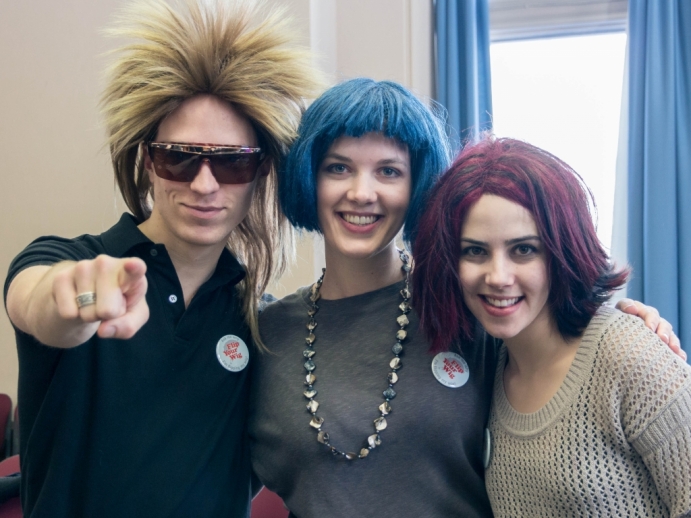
[609,314,691,517]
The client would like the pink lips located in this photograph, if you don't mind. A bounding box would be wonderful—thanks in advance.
[184,204,223,219]
[338,212,381,234]
[479,295,523,317]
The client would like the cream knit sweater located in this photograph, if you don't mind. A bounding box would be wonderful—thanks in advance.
[486,307,691,517]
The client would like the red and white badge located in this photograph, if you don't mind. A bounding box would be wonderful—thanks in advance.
[216,335,250,372]
[431,352,470,388]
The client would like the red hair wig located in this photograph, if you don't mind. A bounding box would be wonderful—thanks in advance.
[412,137,628,353]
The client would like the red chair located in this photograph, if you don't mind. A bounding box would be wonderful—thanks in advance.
[0,456,18,477]
[0,395,10,460]
[9,408,18,458]
[0,455,21,518]
[251,487,289,518]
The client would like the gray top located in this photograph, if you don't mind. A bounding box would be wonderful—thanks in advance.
[249,281,497,518]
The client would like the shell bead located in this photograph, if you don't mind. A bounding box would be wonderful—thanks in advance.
[368,434,382,448]
[374,417,388,431]
[383,388,397,400]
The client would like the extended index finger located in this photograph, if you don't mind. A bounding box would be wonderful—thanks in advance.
[117,258,147,292]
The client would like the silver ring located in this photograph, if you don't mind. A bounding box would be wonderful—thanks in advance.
[75,292,97,308]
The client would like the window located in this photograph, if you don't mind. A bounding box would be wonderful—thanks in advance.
[489,2,627,249]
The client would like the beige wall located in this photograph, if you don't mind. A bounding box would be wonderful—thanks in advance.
[0,0,432,406]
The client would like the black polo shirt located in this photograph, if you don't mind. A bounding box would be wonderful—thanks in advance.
[4,214,253,518]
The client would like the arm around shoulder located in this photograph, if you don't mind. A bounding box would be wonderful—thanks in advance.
[613,315,691,516]
[634,385,691,517]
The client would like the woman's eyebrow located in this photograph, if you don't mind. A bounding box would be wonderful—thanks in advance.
[378,158,409,167]
[506,235,541,245]
[322,152,352,162]
[460,237,486,245]
[322,154,408,167]
[460,235,541,246]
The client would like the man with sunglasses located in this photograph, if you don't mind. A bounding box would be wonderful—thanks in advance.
[3,1,319,516]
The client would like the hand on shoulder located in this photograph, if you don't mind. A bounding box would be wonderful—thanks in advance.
[615,298,686,361]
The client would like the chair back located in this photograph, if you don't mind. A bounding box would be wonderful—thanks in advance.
[251,488,289,518]
[0,456,18,478]
[0,396,11,460]
[0,455,21,518]
[9,408,18,459]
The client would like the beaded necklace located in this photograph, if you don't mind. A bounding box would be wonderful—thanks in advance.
[301,250,411,460]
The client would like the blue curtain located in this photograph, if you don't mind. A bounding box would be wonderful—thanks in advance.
[434,0,493,150]
[626,0,691,353]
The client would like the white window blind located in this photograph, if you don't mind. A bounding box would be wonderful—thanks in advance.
[490,0,627,42]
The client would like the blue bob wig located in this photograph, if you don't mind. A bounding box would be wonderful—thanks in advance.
[279,78,451,243]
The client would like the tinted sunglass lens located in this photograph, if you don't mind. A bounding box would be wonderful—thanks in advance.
[165,154,201,181]
[154,149,200,182]
[212,154,259,184]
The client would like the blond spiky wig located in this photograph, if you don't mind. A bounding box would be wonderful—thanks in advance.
[101,0,323,349]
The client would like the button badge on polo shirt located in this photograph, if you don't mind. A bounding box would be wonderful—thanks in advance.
[216,335,250,372]
[431,352,470,388]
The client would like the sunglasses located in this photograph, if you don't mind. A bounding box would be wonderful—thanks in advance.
[147,142,265,184]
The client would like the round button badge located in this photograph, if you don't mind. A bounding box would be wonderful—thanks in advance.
[431,352,470,388]
[216,335,250,372]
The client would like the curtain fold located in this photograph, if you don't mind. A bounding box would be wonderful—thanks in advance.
[434,0,493,150]
[626,0,691,352]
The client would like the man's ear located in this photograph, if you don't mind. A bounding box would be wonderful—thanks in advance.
[258,156,271,178]
[142,143,155,177]
[141,143,157,204]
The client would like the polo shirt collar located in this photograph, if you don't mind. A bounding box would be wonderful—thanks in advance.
[210,247,246,289]
[100,213,151,257]
[100,213,246,287]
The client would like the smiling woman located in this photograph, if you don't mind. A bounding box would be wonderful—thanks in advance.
[248,79,504,518]
[413,136,691,517]
[458,195,551,344]
[316,133,411,275]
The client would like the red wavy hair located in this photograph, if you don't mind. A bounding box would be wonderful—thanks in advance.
[412,137,628,353]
